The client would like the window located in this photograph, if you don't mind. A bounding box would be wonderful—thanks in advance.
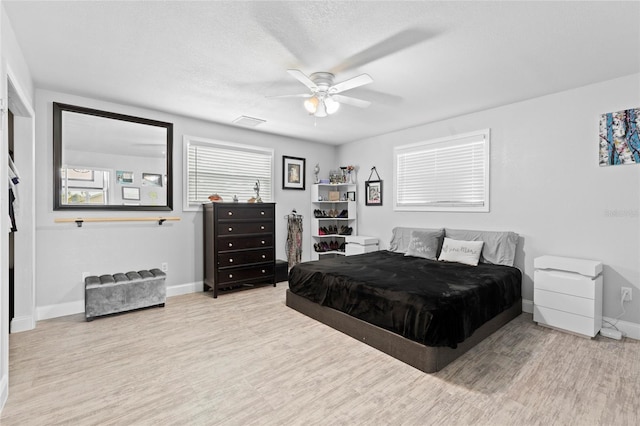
[394,129,490,212]
[183,135,274,211]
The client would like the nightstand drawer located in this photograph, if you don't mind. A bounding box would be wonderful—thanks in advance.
[533,305,598,337]
[534,288,594,318]
[217,265,274,284]
[534,269,596,299]
[217,221,273,235]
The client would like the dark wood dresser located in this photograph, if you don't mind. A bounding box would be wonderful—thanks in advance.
[203,202,276,298]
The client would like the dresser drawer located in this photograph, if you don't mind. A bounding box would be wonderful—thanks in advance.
[218,235,273,251]
[218,265,274,284]
[217,205,274,219]
[217,221,273,235]
[533,305,598,337]
[534,288,594,318]
[217,249,274,267]
[534,269,596,299]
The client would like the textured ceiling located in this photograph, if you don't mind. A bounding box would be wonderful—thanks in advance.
[4,1,640,145]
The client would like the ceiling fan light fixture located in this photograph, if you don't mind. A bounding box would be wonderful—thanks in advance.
[304,96,319,113]
[314,99,328,117]
[324,97,340,115]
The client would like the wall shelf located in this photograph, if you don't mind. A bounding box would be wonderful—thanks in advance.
[54,217,180,227]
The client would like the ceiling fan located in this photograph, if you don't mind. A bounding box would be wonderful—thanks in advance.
[276,69,374,117]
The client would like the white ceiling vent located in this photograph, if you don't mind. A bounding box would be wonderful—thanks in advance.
[232,116,266,128]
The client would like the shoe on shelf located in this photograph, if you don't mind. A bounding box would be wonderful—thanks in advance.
[337,209,348,218]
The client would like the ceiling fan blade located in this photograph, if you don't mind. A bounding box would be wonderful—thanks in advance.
[332,28,432,73]
[332,95,371,109]
[287,69,317,91]
[330,74,373,94]
[266,93,312,99]
[251,2,317,66]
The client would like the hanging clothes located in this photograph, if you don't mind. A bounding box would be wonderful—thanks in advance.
[8,155,20,233]
[286,211,303,267]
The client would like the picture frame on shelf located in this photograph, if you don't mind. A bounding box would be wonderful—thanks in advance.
[122,187,140,200]
[283,155,306,190]
[365,180,383,206]
[347,191,356,201]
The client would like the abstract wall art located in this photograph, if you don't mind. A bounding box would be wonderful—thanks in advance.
[599,107,640,166]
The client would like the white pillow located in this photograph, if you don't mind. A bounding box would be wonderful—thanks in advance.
[438,238,484,266]
[404,229,443,260]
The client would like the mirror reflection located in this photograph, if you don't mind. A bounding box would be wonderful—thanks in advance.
[53,103,173,210]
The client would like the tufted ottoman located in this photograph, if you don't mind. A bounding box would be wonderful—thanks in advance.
[84,269,166,321]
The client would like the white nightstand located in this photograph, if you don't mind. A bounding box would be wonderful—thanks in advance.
[533,255,603,338]
[345,236,379,256]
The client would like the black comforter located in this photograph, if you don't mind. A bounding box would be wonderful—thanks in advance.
[288,251,522,348]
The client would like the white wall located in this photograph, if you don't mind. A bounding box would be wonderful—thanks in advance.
[35,88,335,317]
[338,73,640,328]
[2,0,37,410]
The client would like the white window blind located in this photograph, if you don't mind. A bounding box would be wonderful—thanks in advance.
[394,129,490,212]
[184,136,274,210]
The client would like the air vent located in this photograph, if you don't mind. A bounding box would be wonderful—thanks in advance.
[232,116,266,128]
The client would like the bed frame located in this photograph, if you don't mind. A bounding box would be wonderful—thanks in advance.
[286,289,522,373]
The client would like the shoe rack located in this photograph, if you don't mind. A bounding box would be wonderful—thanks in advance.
[310,183,357,261]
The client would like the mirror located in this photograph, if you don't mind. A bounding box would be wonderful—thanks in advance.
[53,102,173,211]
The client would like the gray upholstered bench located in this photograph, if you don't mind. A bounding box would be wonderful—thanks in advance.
[84,269,166,321]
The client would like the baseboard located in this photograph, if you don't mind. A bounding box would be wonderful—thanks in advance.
[603,317,640,340]
[522,298,533,314]
[36,300,84,321]
[0,373,8,412]
[166,281,203,297]
[10,315,36,333]
[35,281,204,321]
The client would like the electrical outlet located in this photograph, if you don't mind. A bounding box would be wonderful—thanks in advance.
[81,272,91,281]
[161,262,168,272]
[621,287,632,302]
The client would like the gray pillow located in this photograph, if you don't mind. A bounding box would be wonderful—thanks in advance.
[444,228,519,266]
[404,229,444,260]
[389,227,444,253]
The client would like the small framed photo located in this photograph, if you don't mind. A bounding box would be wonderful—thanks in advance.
[116,170,134,184]
[282,155,306,190]
[346,191,356,201]
[122,187,140,200]
[142,173,163,187]
[365,180,383,206]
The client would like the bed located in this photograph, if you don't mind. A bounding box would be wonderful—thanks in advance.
[286,227,522,372]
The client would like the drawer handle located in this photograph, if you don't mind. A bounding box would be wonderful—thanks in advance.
[228,227,233,232]
[261,240,265,245]
[261,211,265,215]
[229,259,233,263]
[228,212,233,216]
[261,254,266,259]
[261,269,266,273]
[228,274,233,278]
[260,225,265,230]
[228,243,233,248]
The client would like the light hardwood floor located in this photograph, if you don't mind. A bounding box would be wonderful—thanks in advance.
[1,283,638,425]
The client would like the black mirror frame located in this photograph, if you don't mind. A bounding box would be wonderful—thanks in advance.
[53,102,173,211]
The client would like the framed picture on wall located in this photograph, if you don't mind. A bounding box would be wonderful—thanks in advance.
[116,170,134,184]
[122,187,140,200]
[282,156,306,190]
[142,173,163,187]
[365,180,383,206]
